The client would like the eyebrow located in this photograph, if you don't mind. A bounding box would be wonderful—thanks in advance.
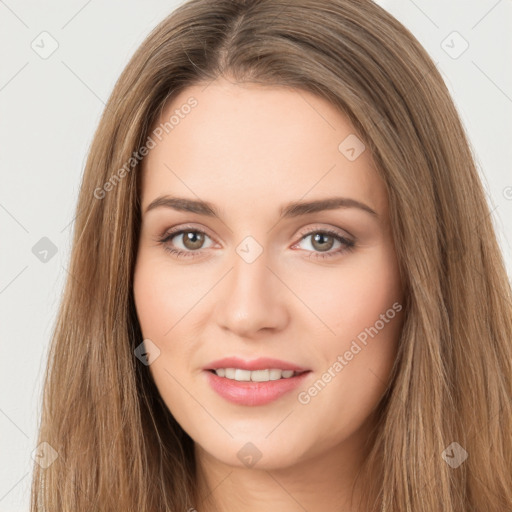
[144,195,378,219]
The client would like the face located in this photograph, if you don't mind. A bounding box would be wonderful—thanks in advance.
[133,77,404,471]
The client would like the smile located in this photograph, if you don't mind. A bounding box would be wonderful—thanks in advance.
[204,369,311,406]
[211,368,306,381]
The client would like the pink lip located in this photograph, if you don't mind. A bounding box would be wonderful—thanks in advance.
[204,369,311,406]
[204,356,309,372]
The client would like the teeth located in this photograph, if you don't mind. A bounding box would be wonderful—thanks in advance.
[213,368,299,382]
[269,369,282,380]
[235,369,251,381]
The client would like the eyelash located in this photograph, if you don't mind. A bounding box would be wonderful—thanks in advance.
[156,225,355,261]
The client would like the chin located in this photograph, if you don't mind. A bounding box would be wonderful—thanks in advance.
[197,433,310,471]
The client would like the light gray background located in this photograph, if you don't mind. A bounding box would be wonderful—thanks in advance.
[1,0,511,510]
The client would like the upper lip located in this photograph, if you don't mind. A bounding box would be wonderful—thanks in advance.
[204,356,310,372]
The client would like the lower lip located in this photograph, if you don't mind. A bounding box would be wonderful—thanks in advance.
[204,370,311,406]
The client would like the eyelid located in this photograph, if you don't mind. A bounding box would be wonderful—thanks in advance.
[295,223,354,242]
[157,223,353,245]
[158,223,217,242]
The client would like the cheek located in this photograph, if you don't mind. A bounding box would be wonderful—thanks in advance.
[133,255,191,340]
[133,250,220,341]
[290,244,403,343]
[133,272,168,339]
[133,258,195,417]
[133,259,182,389]
[293,246,403,419]
[336,268,402,345]
[133,259,195,375]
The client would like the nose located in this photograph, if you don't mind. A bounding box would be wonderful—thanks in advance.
[214,248,289,339]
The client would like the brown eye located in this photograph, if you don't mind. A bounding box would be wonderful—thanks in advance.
[310,232,335,252]
[158,227,214,259]
[294,228,355,260]
[180,230,206,250]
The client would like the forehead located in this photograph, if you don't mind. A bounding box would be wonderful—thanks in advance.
[139,78,387,220]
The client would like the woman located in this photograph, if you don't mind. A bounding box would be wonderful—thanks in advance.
[30,0,512,510]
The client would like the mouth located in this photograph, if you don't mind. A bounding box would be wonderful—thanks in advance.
[204,367,312,406]
[206,368,309,382]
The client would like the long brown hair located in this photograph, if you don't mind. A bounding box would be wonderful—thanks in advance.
[31,0,512,510]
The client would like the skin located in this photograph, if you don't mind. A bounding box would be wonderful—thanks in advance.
[133,76,405,512]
